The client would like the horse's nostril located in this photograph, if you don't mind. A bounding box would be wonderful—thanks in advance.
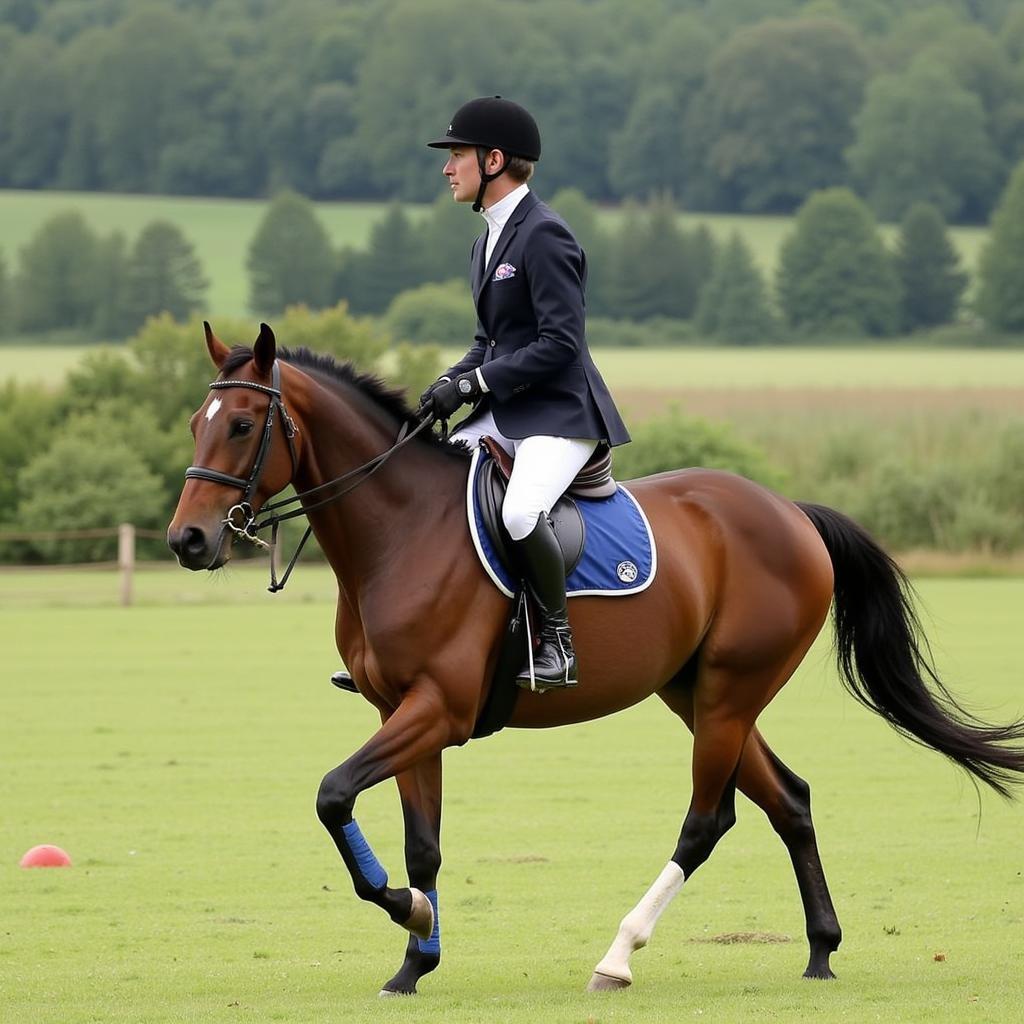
[182,526,207,556]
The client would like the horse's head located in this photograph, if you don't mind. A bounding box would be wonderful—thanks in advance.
[167,322,300,570]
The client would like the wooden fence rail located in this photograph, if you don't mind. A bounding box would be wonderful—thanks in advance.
[0,523,167,606]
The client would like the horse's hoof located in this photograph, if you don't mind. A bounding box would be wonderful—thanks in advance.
[587,970,631,992]
[403,887,434,941]
[379,988,415,998]
[803,966,837,980]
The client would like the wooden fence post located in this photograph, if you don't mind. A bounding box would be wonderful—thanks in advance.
[118,523,135,607]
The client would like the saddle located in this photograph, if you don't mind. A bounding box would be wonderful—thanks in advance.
[474,437,615,578]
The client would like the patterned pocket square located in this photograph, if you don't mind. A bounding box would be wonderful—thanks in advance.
[493,262,517,281]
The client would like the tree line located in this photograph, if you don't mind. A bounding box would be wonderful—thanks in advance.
[8,159,1024,345]
[1,0,1023,220]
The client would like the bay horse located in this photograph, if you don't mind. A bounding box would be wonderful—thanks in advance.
[168,323,1024,996]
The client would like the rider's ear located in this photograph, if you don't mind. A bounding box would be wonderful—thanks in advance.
[204,321,230,369]
[253,322,277,377]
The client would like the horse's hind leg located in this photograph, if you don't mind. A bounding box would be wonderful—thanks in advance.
[589,663,762,991]
[650,685,841,980]
[380,755,443,997]
[737,728,842,979]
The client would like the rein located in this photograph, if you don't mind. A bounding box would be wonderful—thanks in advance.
[184,362,436,591]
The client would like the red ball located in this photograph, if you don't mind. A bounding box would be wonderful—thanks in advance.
[19,845,72,868]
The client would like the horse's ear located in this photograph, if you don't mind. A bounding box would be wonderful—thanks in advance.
[204,321,230,369]
[253,322,277,377]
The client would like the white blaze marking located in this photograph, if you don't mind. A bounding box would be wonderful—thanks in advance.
[205,397,223,422]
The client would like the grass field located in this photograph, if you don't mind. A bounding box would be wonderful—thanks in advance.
[0,189,989,319]
[2,575,1023,1023]
[5,342,1024,393]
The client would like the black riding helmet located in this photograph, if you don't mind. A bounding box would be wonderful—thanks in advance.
[427,96,541,211]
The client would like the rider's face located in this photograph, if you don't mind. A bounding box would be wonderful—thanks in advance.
[443,147,480,203]
[443,147,504,203]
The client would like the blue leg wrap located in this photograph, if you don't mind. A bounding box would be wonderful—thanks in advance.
[341,819,388,890]
[417,889,440,955]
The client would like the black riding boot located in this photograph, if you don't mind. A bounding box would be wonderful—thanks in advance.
[514,514,578,691]
[330,670,358,693]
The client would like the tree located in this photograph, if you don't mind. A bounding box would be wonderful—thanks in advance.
[13,210,101,333]
[776,188,900,337]
[123,221,208,330]
[342,203,427,314]
[847,58,1002,222]
[0,250,9,324]
[90,232,133,339]
[696,233,778,345]
[0,34,69,188]
[684,17,868,212]
[549,188,611,316]
[247,191,335,316]
[608,85,685,198]
[414,193,482,286]
[976,160,1024,332]
[893,202,967,331]
[58,6,220,192]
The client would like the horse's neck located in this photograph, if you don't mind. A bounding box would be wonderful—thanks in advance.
[293,384,463,586]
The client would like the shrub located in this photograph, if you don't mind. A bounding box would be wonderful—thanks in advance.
[613,409,785,489]
[384,280,476,346]
[15,433,168,563]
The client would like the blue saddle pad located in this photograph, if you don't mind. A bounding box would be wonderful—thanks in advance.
[466,447,657,599]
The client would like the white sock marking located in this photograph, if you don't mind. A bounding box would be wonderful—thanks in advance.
[593,861,684,984]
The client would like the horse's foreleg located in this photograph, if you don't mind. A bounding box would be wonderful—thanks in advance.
[380,754,443,996]
[316,690,453,943]
[737,728,841,979]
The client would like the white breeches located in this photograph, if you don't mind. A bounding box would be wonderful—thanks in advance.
[452,410,598,541]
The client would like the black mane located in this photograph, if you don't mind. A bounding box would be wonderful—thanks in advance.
[220,345,468,459]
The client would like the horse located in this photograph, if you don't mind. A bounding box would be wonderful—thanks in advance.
[167,323,1024,996]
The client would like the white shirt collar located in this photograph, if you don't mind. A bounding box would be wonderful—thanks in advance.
[481,182,530,237]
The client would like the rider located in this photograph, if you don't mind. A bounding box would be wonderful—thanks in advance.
[419,96,630,690]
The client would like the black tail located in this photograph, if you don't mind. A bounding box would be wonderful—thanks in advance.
[797,501,1024,799]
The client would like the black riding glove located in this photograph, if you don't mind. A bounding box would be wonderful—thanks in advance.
[418,377,449,410]
[430,371,481,419]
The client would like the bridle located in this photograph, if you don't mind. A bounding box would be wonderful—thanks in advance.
[185,362,299,552]
[183,361,434,590]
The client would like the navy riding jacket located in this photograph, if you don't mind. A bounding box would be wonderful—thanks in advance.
[443,191,630,446]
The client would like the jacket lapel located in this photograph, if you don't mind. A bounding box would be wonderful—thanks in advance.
[474,191,538,307]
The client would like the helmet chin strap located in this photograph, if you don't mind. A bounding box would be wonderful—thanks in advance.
[473,147,508,213]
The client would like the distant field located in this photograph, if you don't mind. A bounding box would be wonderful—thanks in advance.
[6,343,1024,392]
[2,577,1023,1023]
[1,189,989,319]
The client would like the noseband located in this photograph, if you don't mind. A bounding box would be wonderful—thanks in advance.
[183,361,434,589]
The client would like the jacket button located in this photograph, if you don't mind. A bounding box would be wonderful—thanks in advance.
[489,339,496,347]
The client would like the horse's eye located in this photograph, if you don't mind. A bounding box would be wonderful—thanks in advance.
[231,419,255,438]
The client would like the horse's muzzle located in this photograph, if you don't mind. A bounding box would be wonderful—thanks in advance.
[167,522,229,571]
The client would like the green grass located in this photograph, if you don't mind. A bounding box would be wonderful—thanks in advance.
[2,576,1023,1022]
[8,341,1024,392]
[1,189,988,320]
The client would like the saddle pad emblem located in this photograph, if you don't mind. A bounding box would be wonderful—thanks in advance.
[466,447,657,598]
[493,262,517,281]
